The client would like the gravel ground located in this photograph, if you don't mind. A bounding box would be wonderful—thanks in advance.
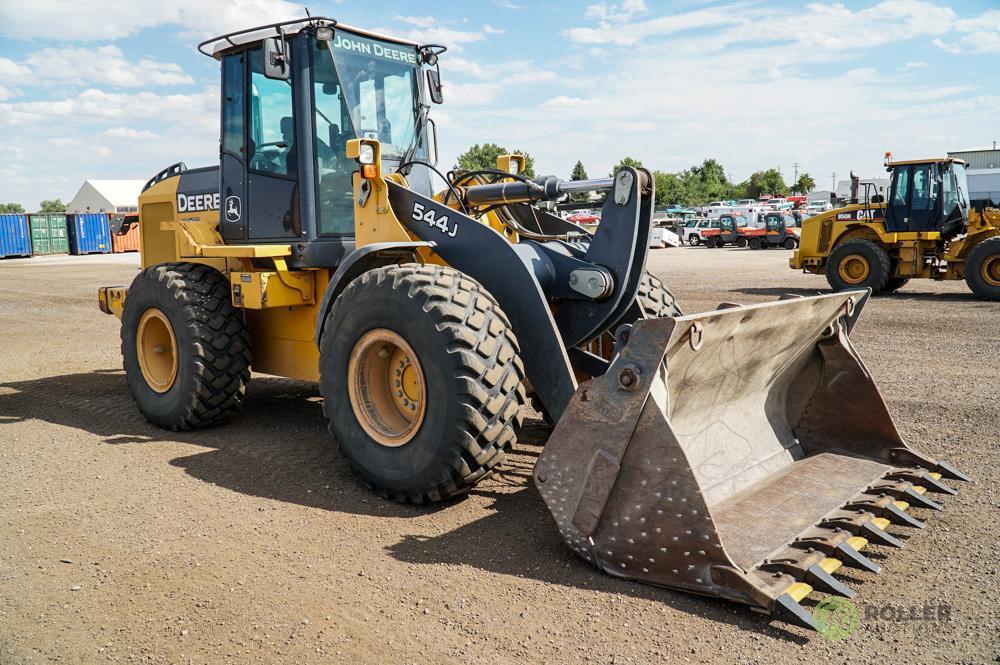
[1,248,997,664]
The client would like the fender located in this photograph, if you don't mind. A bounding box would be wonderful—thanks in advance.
[314,241,435,345]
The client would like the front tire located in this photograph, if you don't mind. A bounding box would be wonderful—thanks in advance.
[704,237,717,248]
[637,271,682,318]
[319,264,526,503]
[782,237,797,250]
[735,236,748,248]
[965,237,1000,300]
[825,238,891,293]
[121,262,251,431]
[687,234,700,246]
[748,237,762,250]
[883,277,909,293]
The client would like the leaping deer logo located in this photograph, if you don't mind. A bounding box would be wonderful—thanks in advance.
[225,196,241,222]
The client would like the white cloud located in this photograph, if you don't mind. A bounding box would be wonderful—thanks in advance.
[102,127,159,140]
[585,0,648,22]
[0,0,307,40]
[565,1,954,48]
[566,6,736,45]
[0,88,215,128]
[386,16,501,51]
[935,9,1000,54]
[2,46,193,90]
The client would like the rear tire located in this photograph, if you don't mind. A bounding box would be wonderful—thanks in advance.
[748,237,762,250]
[121,262,251,431]
[319,264,526,503]
[825,239,891,293]
[704,237,717,248]
[687,234,700,246]
[965,237,1000,300]
[735,236,748,248]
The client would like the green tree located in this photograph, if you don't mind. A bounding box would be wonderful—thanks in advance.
[670,158,733,206]
[609,156,644,178]
[653,171,687,207]
[0,202,25,213]
[740,169,788,199]
[569,160,589,203]
[39,198,66,212]
[454,143,536,178]
[792,173,816,194]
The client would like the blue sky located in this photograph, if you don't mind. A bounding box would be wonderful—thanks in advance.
[1,0,998,208]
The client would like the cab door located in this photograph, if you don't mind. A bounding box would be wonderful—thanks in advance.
[245,47,300,240]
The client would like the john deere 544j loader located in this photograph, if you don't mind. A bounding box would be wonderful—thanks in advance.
[98,17,967,630]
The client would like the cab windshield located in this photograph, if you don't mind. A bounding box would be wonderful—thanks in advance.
[324,31,421,159]
[943,162,970,215]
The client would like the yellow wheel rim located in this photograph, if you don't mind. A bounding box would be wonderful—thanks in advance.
[838,254,870,285]
[982,256,1000,287]
[347,329,426,447]
[137,308,178,393]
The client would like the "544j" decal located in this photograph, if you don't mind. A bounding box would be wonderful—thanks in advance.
[411,202,458,238]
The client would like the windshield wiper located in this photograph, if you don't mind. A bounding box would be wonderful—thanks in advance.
[396,103,430,175]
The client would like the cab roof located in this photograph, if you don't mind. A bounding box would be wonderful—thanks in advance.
[197,16,418,59]
[887,157,966,167]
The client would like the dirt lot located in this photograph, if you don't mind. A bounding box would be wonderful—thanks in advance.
[1,248,997,664]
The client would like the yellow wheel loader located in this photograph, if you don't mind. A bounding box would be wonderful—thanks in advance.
[98,17,968,630]
[791,154,1000,299]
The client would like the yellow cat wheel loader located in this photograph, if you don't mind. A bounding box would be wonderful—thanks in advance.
[98,17,968,630]
[791,154,1000,299]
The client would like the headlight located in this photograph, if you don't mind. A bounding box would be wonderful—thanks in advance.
[316,26,334,41]
[508,157,521,174]
[359,143,375,165]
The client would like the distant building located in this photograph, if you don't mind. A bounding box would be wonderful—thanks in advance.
[835,178,889,203]
[948,146,1000,204]
[806,189,836,203]
[66,180,145,214]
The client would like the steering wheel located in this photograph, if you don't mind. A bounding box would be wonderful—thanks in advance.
[250,152,273,172]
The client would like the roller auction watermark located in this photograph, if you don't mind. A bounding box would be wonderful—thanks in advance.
[813,598,953,640]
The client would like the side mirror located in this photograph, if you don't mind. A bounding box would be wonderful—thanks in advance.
[264,36,290,80]
[427,69,443,104]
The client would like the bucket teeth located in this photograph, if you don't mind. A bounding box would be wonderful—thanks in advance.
[835,541,881,573]
[771,593,815,631]
[919,474,958,496]
[883,501,925,528]
[888,471,958,495]
[805,564,855,598]
[861,520,904,548]
[935,461,971,482]
[903,487,943,511]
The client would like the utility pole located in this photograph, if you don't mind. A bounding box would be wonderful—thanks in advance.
[793,162,800,183]
[831,172,837,190]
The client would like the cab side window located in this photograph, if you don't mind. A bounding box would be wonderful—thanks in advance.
[248,49,296,177]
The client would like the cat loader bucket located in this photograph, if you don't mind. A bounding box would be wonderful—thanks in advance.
[534,290,968,628]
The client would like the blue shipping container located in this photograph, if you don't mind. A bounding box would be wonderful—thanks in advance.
[67,213,112,255]
[0,214,32,258]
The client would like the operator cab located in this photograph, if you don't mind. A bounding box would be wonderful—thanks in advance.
[199,18,444,267]
[883,155,970,237]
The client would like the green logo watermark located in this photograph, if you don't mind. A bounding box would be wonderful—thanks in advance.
[814,597,860,640]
